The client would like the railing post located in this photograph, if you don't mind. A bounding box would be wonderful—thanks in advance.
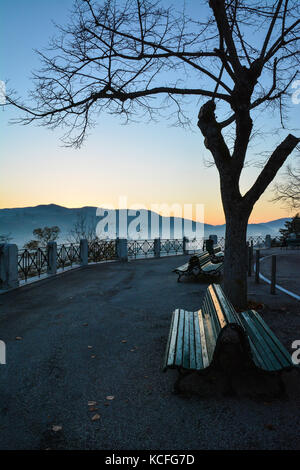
[0,243,19,289]
[47,241,57,275]
[255,249,260,284]
[80,239,88,266]
[116,238,128,262]
[265,234,271,249]
[183,237,189,255]
[271,255,276,294]
[154,238,161,258]
[247,243,252,277]
[209,234,218,245]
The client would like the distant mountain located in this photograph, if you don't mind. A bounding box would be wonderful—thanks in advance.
[0,204,290,248]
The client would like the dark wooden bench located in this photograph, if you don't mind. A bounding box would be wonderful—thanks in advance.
[163,284,297,394]
[209,245,224,263]
[173,251,223,282]
[205,239,224,262]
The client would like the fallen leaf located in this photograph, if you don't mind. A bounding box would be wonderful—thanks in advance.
[91,413,100,421]
[89,406,98,412]
[106,395,115,400]
[83,323,88,326]
[52,425,62,432]
[88,401,97,406]
[15,336,23,340]
[91,355,96,359]
[88,345,93,349]
[121,340,127,343]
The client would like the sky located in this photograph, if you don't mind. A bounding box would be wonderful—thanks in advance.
[0,0,299,225]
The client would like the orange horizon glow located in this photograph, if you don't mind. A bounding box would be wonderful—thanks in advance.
[0,198,291,226]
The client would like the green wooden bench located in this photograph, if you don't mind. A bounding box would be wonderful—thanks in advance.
[163,284,297,394]
[173,251,223,282]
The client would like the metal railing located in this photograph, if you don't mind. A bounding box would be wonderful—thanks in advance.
[18,247,48,281]
[160,239,184,256]
[128,239,155,259]
[186,238,205,253]
[88,240,117,262]
[211,235,282,250]
[15,235,283,284]
[57,243,80,270]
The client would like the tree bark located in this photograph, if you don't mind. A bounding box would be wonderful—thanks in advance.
[197,99,299,309]
[222,207,250,309]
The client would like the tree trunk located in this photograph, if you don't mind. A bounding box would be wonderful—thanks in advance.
[222,209,250,310]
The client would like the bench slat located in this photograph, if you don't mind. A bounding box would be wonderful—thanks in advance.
[213,284,241,325]
[197,310,210,368]
[189,313,196,370]
[175,310,185,366]
[201,263,223,273]
[250,310,292,366]
[166,309,180,368]
[247,310,292,368]
[246,336,270,369]
[193,311,204,370]
[183,313,190,369]
[208,285,227,329]
[241,310,292,370]
[240,312,279,370]
[173,262,189,273]
[202,293,220,344]
[203,310,217,363]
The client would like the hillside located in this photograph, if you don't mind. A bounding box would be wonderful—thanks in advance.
[0,204,290,248]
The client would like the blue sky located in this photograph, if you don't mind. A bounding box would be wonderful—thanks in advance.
[0,0,299,224]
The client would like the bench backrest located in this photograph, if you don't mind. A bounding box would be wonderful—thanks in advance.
[202,284,243,335]
[201,284,252,363]
[197,252,212,266]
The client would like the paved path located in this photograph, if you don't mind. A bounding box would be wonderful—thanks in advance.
[259,251,300,297]
[0,256,299,450]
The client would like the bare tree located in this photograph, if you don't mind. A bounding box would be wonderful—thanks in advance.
[272,164,300,209]
[7,0,300,307]
[68,213,96,243]
[24,226,61,248]
[0,233,13,243]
